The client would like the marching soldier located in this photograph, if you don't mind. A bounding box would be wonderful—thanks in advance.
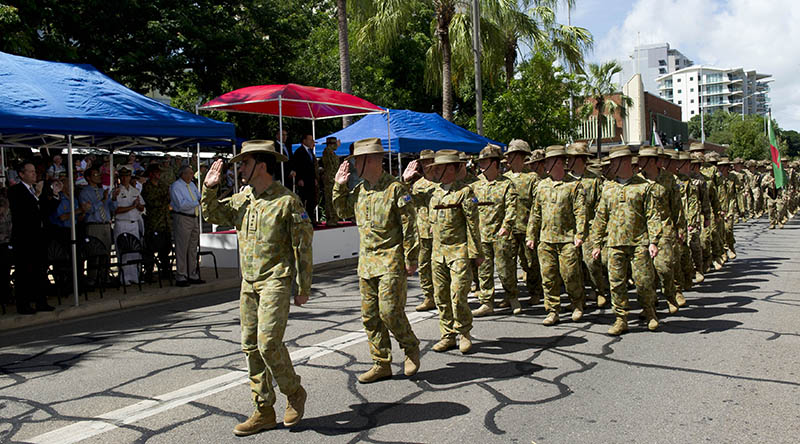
[717,158,740,258]
[202,140,311,436]
[427,150,482,353]
[503,139,543,305]
[333,138,421,383]
[321,137,341,226]
[527,145,586,326]
[566,142,608,308]
[700,149,725,270]
[591,146,662,335]
[471,144,521,317]
[671,151,696,298]
[402,149,438,312]
[688,152,712,281]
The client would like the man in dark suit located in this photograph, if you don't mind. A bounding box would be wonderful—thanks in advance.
[8,160,55,314]
[290,134,319,223]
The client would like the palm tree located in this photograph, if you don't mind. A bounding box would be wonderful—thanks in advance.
[578,61,632,158]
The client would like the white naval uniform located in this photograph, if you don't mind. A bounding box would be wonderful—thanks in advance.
[113,184,145,284]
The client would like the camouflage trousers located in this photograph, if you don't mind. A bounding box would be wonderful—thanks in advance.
[653,237,677,304]
[478,239,519,304]
[512,233,541,297]
[433,258,473,340]
[767,197,780,224]
[676,237,694,291]
[688,227,704,274]
[537,241,585,312]
[723,216,736,253]
[323,179,339,225]
[607,245,657,317]
[360,273,420,365]
[753,190,764,214]
[240,277,302,408]
[582,236,609,296]
[418,237,434,300]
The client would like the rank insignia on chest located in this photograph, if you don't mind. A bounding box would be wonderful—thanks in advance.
[300,212,309,220]
[471,197,479,204]
[403,194,412,202]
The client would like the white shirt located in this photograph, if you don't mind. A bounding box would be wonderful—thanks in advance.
[115,184,145,222]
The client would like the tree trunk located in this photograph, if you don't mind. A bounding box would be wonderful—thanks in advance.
[596,99,604,159]
[504,39,517,89]
[437,5,455,121]
[337,0,353,127]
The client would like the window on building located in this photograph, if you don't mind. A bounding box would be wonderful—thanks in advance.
[677,78,682,82]
[677,89,682,94]
[691,110,695,115]
[659,68,667,74]
[659,59,666,66]
[690,99,694,103]
[678,100,682,104]
[690,88,694,92]
[689,77,694,81]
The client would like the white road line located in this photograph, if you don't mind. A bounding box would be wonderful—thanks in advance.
[25,310,437,444]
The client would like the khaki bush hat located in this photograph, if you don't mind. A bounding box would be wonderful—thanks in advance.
[429,149,466,167]
[678,151,691,161]
[459,152,470,161]
[745,159,756,167]
[718,158,731,166]
[631,156,639,165]
[663,150,679,160]
[566,142,592,157]
[691,152,705,164]
[524,149,545,164]
[638,147,659,158]
[689,142,706,152]
[733,157,744,164]
[325,137,337,145]
[506,139,532,155]
[478,144,503,160]
[232,139,288,163]
[544,145,567,159]
[419,149,435,160]
[117,164,133,175]
[349,137,385,159]
[705,152,720,163]
[608,145,633,159]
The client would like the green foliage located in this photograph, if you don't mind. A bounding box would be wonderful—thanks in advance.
[687,112,792,160]
[478,52,578,147]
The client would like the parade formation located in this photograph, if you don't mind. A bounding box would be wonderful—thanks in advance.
[200,136,799,436]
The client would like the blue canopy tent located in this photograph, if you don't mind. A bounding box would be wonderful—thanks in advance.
[0,51,236,307]
[312,109,503,158]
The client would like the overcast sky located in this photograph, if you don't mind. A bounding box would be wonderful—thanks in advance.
[552,0,800,130]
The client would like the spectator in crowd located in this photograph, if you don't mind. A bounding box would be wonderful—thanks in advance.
[170,165,202,287]
[79,165,118,289]
[80,154,95,172]
[46,154,66,179]
[141,164,172,282]
[160,156,177,185]
[114,165,146,285]
[8,160,55,314]
[100,156,112,190]
[48,173,89,243]
[291,133,319,223]
[73,158,87,185]
[0,187,12,308]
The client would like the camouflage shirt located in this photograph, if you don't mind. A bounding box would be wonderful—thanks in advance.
[410,176,437,239]
[527,176,586,244]
[592,176,662,248]
[701,165,722,215]
[718,174,739,216]
[503,170,539,235]
[333,172,418,278]
[568,171,602,238]
[472,174,518,243]
[429,179,482,264]
[140,179,172,234]
[655,170,685,239]
[201,183,313,293]
[321,146,340,182]
[676,173,701,229]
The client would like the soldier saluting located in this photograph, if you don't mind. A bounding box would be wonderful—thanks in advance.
[202,140,312,436]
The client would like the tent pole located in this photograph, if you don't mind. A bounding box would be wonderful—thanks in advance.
[1,146,5,187]
[232,140,239,190]
[67,136,79,307]
[109,149,114,192]
[312,119,318,221]
[196,142,202,234]
[279,95,285,184]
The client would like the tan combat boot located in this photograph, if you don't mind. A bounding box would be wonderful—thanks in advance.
[666,297,679,315]
[769,223,775,229]
[284,386,307,427]
[713,260,723,271]
[509,298,522,315]
[497,299,510,308]
[404,348,420,376]
[542,311,559,326]
[644,308,659,331]
[675,291,687,307]
[596,294,608,308]
[233,405,277,436]
[571,305,583,322]
[528,293,541,306]
[472,301,494,317]
[694,271,705,284]
[607,317,628,336]
[357,363,392,384]
[459,332,473,354]
[415,297,436,312]
[727,249,737,260]
[432,337,457,352]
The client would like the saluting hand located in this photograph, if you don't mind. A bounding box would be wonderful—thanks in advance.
[402,160,420,182]
[334,161,350,185]
[204,159,224,188]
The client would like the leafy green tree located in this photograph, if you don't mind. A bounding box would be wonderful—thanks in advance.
[577,60,631,157]
[479,52,578,147]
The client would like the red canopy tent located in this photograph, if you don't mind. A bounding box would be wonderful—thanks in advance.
[200,84,392,192]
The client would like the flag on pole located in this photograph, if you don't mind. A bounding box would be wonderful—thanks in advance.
[651,121,663,147]
[768,117,784,189]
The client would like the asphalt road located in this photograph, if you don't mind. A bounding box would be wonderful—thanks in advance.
[2,216,800,444]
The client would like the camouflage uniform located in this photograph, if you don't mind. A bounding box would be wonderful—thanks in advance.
[321,144,340,225]
[140,178,172,277]
[333,172,420,365]
[472,173,519,305]
[592,176,662,319]
[429,179,481,341]
[717,170,739,254]
[202,182,312,409]
[504,169,542,299]
[410,176,437,304]
[701,163,725,267]
[676,172,701,285]
[527,176,586,314]
[569,169,608,299]
[761,173,781,227]
[653,168,682,307]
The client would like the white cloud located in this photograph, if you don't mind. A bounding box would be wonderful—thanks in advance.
[592,0,800,130]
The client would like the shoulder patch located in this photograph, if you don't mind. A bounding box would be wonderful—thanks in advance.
[300,212,309,220]
[471,197,479,203]
[403,194,412,202]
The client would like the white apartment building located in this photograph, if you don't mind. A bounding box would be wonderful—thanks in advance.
[656,66,772,121]
[619,43,693,93]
